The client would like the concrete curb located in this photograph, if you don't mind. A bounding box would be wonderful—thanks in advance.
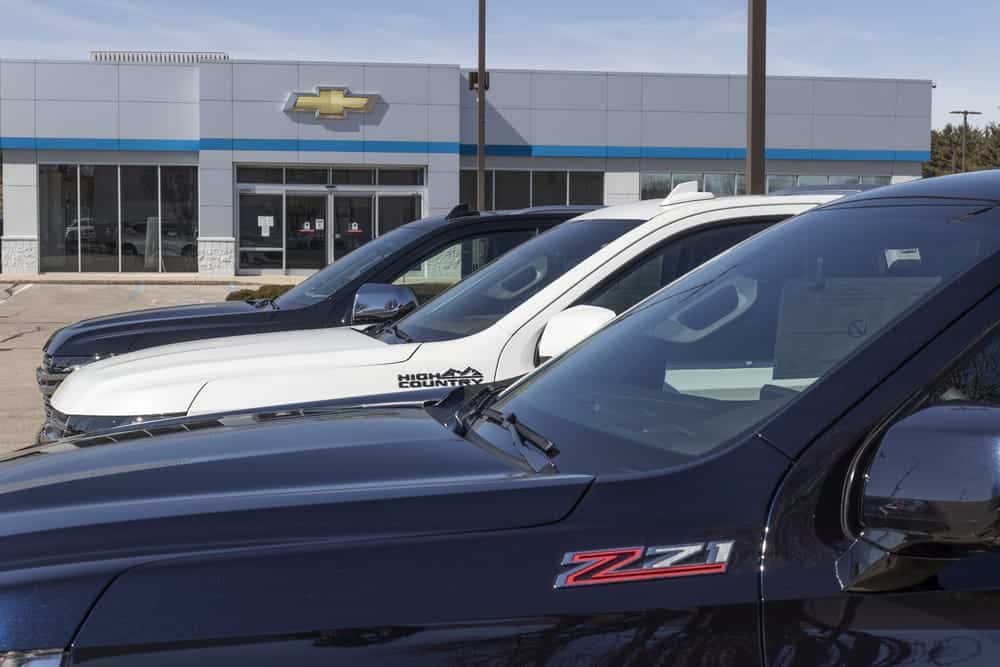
[0,274,304,287]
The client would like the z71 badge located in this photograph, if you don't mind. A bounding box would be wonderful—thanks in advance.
[554,541,734,589]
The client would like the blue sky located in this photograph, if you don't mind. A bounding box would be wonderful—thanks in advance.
[0,0,995,128]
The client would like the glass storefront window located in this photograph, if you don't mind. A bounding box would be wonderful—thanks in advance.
[286,168,329,185]
[829,175,861,186]
[161,166,198,272]
[459,170,494,210]
[766,175,798,193]
[379,195,422,235]
[797,175,829,186]
[532,171,567,206]
[569,172,604,205]
[640,173,671,200]
[39,165,79,272]
[39,164,200,274]
[703,174,736,197]
[79,165,119,272]
[861,176,891,185]
[332,169,375,185]
[236,166,283,184]
[495,171,530,210]
[121,166,160,272]
[378,168,424,186]
[239,250,283,270]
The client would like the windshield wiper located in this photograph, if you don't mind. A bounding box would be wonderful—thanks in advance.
[447,384,506,436]
[483,407,559,473]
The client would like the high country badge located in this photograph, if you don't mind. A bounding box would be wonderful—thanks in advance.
[398,367,484,389]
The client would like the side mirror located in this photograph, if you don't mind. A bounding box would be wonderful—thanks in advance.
[351,283,419,325]
[837,404,1000,592]
[536,305,616,364]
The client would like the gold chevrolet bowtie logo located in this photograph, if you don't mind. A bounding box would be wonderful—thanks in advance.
[284,87,379,120]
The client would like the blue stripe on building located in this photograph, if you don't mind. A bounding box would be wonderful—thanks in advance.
[0,136,930,162]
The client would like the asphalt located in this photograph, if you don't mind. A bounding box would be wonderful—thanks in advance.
[0,282,251,453]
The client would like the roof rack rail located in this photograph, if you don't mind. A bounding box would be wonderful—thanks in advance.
[660,181,715,207]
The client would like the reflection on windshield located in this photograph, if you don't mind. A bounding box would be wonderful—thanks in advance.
[391,219,641,343]
[275,226,421,309]
[488,204,1000,474]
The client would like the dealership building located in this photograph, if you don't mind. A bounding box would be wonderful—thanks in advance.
[0,52,932,276]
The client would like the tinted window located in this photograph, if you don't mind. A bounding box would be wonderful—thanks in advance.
[379,169,424,186]
[532,172,567,206]
[393,230,536,303]
[394,219,641,343]
[332,169,375,185]
[495,171,530,210]
[379,196,422,235]
[121,166,159,273]
[275,225,422,308]
[286,168,329,185]
[79,165,119,273]
[161,166,199,273]
[237,166,283,184]
[39,165,79,272]
[489,204,1000,473]
[569,172,604,205]
[583,220,775,315]
[460,170,494,210]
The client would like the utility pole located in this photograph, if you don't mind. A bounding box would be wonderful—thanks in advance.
[746,0,766,194]
[476,0,487,209]
[950,109,982,172]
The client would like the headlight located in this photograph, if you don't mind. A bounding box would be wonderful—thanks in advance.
[0,650,66,667]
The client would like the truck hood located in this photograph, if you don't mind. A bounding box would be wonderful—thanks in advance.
[0,407,591,650]
[50,326,417,417]
[45,300,270,357]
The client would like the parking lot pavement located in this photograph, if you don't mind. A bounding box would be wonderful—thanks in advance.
[0,283,242,454]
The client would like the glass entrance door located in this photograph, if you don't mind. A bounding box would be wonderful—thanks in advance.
[333,195,374,259]
[285,195,328,272]
[238,193,283,272]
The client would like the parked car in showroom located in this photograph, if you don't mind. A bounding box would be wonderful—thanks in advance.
[42,187,845,442]
[6,171,1000,665]
[36,205,583,399]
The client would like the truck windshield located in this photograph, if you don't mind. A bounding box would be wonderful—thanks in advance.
[391,219,642,343]
[485,203,1000,474]
[275,226,422,309]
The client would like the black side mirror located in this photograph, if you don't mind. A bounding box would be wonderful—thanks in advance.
[837,404,1000,592]
[351,283,419,325]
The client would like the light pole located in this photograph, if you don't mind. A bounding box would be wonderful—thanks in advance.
[476,0,487,209]
[746,0,766,194]
[950,109,982,172]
